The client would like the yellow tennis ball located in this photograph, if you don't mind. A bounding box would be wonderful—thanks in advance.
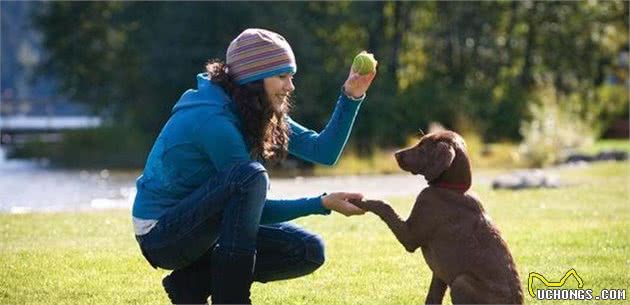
[352,51,377,75]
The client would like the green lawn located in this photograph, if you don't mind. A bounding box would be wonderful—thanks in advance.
[310,139,630,176]
[1,161,628,304]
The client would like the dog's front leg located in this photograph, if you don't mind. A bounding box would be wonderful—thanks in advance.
[425,274,447,304]
[350,199,418,252]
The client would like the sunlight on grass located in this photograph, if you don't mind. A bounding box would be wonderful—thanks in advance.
[580,139,630,155]
[0,161,628,304]
[314,139,629,176]
[313,148,401,176]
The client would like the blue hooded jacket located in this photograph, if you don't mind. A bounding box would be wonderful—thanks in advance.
[132,73,363,226]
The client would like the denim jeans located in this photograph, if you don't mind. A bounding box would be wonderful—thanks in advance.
[135,161,326,282]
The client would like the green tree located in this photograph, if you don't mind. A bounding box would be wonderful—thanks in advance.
[31,1,628,167]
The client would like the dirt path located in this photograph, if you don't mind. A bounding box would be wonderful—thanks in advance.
[1,158,495,213]
[267,174,426,200]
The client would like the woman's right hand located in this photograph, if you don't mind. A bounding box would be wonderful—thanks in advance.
[322,192,366,216]
[347,198,394,217]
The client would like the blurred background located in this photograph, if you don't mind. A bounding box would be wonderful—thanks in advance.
[0,4,629,304]
[1,1,628,211]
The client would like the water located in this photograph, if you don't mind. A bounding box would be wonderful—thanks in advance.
[0,146,427,214]
[0,146,139,213]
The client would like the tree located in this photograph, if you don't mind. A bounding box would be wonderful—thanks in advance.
[31,1,628,167]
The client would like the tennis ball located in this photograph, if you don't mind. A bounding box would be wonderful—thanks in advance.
[352,51,377,75]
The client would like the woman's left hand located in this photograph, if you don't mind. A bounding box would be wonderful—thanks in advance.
[343,68,377,99]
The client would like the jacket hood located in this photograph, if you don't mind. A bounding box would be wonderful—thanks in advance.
[172,73,232,113]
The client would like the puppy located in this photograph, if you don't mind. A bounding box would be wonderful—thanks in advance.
[351,130,523,304]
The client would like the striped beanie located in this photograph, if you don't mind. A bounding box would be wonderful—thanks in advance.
[226,28,297,85]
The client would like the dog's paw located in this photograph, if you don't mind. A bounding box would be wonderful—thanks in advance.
[348,198,391,214]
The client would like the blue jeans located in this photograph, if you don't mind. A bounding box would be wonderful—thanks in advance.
[135,161,325,282]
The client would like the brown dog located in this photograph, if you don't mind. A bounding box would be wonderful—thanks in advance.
[351,130,523,304]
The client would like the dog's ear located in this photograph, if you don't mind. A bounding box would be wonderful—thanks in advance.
[423,141,455,181]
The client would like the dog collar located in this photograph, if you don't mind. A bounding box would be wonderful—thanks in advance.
[429,181,470,192]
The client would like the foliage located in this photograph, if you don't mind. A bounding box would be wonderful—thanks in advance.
[595,84,630,130]
[29,1,629,166]
[9,125,151,169]
[518,84,597,167]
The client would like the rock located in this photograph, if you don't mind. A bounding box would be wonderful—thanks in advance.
[596,150,628,161]
[565,154,595,163]
[564,149,628,164]
[492,170,559,190]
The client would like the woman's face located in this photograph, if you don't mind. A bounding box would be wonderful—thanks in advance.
[263,73,295,112]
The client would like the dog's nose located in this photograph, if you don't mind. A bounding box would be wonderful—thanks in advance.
[394,151,405,167]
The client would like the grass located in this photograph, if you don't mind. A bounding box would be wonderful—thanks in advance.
[580,139,630,155]
[313,139,629,176]
[1,161,629,305]
[312,148,402,176]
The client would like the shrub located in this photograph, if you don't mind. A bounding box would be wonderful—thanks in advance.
[9,125,151,169]
[519,84,596,167]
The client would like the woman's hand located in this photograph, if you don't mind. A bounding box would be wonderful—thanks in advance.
[343,66,377,99]
[322,192,366,216]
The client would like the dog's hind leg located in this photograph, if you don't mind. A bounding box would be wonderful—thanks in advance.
[449,274,486,304]
[424,274,447,304]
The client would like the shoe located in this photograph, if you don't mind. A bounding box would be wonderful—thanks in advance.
[162,251,214,305]
[211,249,255,305]
[162,271,209,305]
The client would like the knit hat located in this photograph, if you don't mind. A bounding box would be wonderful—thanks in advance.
[226,28,297,85]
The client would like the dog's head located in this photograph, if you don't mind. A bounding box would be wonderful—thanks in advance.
[395,130,469,184]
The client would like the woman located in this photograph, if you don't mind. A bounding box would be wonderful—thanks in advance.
[132,28,376,304]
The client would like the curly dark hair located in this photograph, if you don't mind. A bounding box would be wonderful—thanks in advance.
[205,59,291,163]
